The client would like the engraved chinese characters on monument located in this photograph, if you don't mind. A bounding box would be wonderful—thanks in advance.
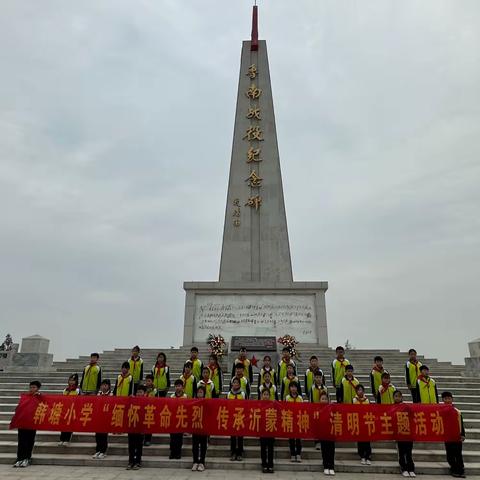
[193,295,317,343]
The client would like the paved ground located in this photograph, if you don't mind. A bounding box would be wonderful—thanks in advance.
[1,466,479,480]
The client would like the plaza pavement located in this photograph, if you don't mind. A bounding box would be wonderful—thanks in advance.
[1,465,479,480]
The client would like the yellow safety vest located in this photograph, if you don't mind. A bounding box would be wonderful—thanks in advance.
[310,384,328,403]
[146,387,157,398]
[286,394,303,403]
[370,367,385,395]
[197,379,215,399]
[152,364,169,391]
[332,359,350,388]
[63,388,80,396]
[378,384,396,404]
[282,376,299,400]
[259,367,276,385]
[228,391,245,400]
[190,358,203,381]
[208,365,222,394]
[129,357,143,383]
[406,360,423,388]
[341,376,359,404]
[259,383,277,400]
[353,396,370,405]
[418,376,438,404]
[278,360,296,384]
[115,374,133,397]
[82,364,101,393]
[181,374,196,398]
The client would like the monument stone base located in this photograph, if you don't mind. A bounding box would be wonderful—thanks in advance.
[183,281,328,347]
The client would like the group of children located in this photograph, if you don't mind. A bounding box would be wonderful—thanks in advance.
[13,345,466,478]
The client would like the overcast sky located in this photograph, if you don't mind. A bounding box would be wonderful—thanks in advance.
[1,1,479,365]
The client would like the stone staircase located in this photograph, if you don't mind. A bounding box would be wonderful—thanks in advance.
[0,346,479,475]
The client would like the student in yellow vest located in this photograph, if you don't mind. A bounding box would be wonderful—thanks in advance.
[259,388,275,473]
[258,355,277,393]
[230,363,250,399]
[192,386,209,471]
[113,362,134,397]
[207,354,222,398]
[185,346,203,381]
[309,370,328,451]
[231,347,254,384]
[228,377,246,461]
[394,390,416,477]
[370,355,388,398]
[376,372,396,404]
[332,346,350,402]
[286,381,303,462]
[259,370,278,400]
[281,364,302,401]
[319,391,336,475]
[416,365,438,404]
[92,379,111,459]
[339,365,359,404]
[80,353,102,395]
[126,385,146,470]
[353,384,372,465]
[305,355,325,394]
[180,361,197,399]
[152,352,170,397]
[442,391,466,478]
[58,373,80,446]
[128,345,144,393]
[197,367,215,398]
[143,375,157,447]
[278,347,296,387]
[169,380,187,459]
[405,348,423,403]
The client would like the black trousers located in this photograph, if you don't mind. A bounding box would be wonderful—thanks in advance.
[60,432,72,442]
[410,388,420,403]
[170,433,183,458]
[445,442,464,475]
[260,437,274,468]
[95,433,108,454]
[156,390,168,398]
[144,433,152,444]
[320,440,335,470]
[128,433,144,465]
[335,387,342,403]
[230,436,244,455]
[358,441,372,460]
[17,429,36,462]
[192,434,208,464]
[288,438,302,456]
[397,441,415,472]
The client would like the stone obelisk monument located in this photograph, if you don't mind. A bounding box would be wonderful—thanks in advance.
[183,6,328,347]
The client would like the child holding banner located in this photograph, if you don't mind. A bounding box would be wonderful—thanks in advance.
[394,390,416,477]
[126,384,146,470]
[113,362,134,396]
[331,346,350,403]
[260,388,275,473]
[58,373,80,446]
[192,385,208,471]
[353,384,372,465]
[319,391,335,476]
[286,381,303,462]
[13,381,41,468]
[442,391,466,478]
[228,377,245,461]
[152,352,170,397]
[170,379,187,459]
[93,379,111,459]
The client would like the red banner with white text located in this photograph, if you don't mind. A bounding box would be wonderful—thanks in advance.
[10,394,461,442]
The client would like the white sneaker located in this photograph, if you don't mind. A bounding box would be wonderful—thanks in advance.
[315,442,321,450]
[197,464,205,472]
[402,472,410,477]
[97,453,106,459]
[192,463,198,471]
[366,459,371,465]
[290,456,296,462]
[20,459,29,468]
[409,473,416,478]
[13,461,22,468]
[361,458,367,465]
[329,470,335,476]
[63,441,70,447]
[323,470,330,476]
[296,455,302,463]
[58,441,64,447]
[92,452,100,459]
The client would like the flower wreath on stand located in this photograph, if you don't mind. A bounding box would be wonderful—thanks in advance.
[207,334,226,358]
[277,334,299,359]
